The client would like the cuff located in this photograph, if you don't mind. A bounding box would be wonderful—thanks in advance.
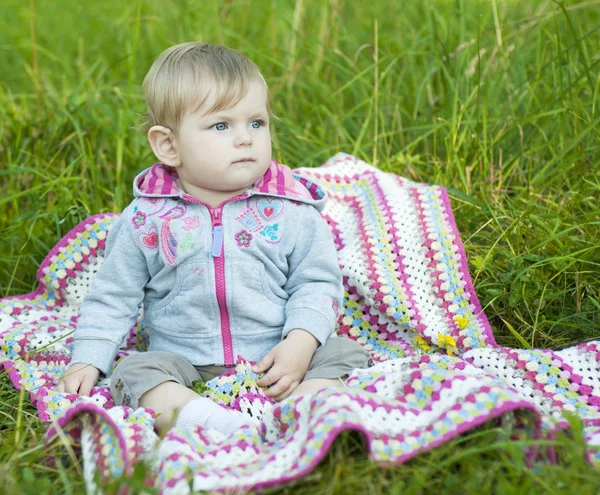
[283,307,333,346]
[70,338,120,375]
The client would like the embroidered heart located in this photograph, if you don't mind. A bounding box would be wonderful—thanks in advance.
[257,198,284,221]
[144,232,158,246]
[137,226,159,250]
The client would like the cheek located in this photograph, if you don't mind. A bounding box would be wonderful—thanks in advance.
[179,132,201,153]
[186,135,216,157]
[258,132,272,152]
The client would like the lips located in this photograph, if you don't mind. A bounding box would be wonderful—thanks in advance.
[233,158,255,163]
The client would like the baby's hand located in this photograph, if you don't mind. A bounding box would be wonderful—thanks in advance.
[252,329,319,401]
[56,363,100,396]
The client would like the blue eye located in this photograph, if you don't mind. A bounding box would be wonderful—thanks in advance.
[251,120,264,129]
[212,123,227,131]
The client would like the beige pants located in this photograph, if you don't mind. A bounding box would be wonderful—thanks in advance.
[110,337,372,407]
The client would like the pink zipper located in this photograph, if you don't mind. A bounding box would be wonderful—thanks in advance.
[210,205,234,366]
[183,192,248,366]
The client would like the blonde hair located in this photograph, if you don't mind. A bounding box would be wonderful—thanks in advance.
[142,42,268,132]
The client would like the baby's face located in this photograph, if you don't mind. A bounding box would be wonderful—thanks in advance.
[173,80,272,202]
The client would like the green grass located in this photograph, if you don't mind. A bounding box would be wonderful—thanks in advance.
[1,0,599,492]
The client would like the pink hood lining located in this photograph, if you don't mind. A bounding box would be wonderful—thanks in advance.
[134,160,324,205]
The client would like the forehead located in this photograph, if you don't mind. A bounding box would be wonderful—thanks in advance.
[190,79,267,118]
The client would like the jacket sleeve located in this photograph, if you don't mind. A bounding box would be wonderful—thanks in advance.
[70,207,150,374]
[282,205,343,345]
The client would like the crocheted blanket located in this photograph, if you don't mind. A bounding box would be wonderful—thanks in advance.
[1,153,599,493]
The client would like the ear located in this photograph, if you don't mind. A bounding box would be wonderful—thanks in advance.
[147,125,181,167]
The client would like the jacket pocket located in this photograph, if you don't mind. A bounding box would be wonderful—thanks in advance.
[228,260,287,334]
[147,257,217,337]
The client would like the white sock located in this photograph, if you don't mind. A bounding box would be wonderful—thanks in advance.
[175,397,247,435]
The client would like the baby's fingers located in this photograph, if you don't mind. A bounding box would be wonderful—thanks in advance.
[252,350,275,374]
[274,381,300,402]
[257,365,282,388]
[57,376,81,395]
[264,375,292,398]
[79,374,96,396]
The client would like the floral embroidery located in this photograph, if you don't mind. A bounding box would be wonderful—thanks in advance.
[179,233,196,253]
[131,210,146,229]
[235,230,253,248]
[183,216,200,231]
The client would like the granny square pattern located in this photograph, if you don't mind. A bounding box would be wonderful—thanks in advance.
[1,153,599,494]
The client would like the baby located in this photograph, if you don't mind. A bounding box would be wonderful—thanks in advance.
[57,42,370,435]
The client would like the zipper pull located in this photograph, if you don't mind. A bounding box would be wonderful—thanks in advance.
[210,207,224,257]
[212,225,224,257]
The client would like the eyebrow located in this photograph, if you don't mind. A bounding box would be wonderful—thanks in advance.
[201,111,269,122]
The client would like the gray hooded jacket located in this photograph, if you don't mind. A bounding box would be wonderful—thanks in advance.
[71,160,343,374]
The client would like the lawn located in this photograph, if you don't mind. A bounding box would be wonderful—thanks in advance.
[1,0,599,493]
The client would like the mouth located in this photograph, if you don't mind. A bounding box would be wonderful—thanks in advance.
[233,158,256,164]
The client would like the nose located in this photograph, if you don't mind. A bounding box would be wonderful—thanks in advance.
[234,127,252,147]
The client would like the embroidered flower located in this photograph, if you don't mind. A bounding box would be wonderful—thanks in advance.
[179,233,195,253]
[235,230,253,247]
[131,210,146,229]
